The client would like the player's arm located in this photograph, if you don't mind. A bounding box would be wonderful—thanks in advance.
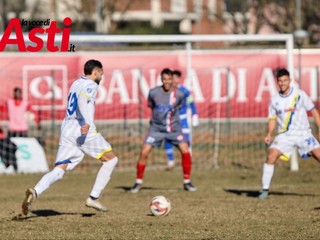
[265,117,276,145]
[187,95,199,127]
[175,90,185,111]
[265,99,277,145]
[302,90,320,138]
[187,95,197,115]
[78,92,92,134]
[310,108,320,138]
[147,91,154,109]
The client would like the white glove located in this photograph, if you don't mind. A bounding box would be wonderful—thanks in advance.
[192,114,199,127]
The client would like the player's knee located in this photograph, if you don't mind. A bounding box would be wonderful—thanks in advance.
[141,148,150,157]
[266,156,277,164]
[138,151,149,164]
[53,167,65,180]
[140,152,149,160]
[56,172,64,181]
[100,154,117,162]
[103,156,118,167]
[178,144,189,154]
[100,151,116,162]
[112,156,118,165]
[266,150,281,164]
[312,153,320,162]
[181,149,189,155]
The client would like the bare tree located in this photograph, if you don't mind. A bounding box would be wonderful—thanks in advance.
[95,0,134,34]
[211,0,320,44]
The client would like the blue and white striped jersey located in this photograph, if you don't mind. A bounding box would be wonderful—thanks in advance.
[177,85,198,119]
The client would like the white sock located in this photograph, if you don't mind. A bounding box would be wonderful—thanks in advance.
[89,157,118,199]
[136,179,143,184]
[34,167,65,197]
[262,163,274,190]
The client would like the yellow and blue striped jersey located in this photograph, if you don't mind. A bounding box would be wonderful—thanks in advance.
[268,87,315,134]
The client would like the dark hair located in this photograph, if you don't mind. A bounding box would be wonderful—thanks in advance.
[84,59,103,75]
[276,68,290,78]
[13,87,21,93]
[172,70,182,77]
[161,68,173,76]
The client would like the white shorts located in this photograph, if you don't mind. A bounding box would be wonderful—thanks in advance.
[55,132,112,171]
[270,131,320,159]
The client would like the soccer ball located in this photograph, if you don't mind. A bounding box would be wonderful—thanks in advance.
[149,195,171,216]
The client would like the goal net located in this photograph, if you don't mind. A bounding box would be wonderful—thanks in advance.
[0,34,298,172]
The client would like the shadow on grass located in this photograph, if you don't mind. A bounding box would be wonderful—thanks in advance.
[12,210,96,221]
[32,210,96,217]
[224,189,317,198]
[224,189,260,197]
[115,186,180,192]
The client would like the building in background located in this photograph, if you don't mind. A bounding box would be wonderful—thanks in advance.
[0,0,319,45]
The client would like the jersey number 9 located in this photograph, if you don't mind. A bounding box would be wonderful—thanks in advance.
[67,92,77,116]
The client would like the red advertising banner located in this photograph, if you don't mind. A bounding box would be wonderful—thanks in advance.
[0,50,319,120]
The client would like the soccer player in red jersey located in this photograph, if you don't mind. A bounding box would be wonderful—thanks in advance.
[130,68,197,193]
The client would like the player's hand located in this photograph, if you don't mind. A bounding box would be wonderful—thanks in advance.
[192,115,199,127]
[80,124,90,135]
[264,134,272,145]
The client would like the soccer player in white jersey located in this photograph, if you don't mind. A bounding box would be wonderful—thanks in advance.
[22,59,118,214]
[258,68,320,199]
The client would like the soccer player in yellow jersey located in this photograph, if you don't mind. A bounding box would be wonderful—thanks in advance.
[258,68,320,199]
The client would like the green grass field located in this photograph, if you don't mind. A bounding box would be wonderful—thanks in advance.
[1,161,320,239]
